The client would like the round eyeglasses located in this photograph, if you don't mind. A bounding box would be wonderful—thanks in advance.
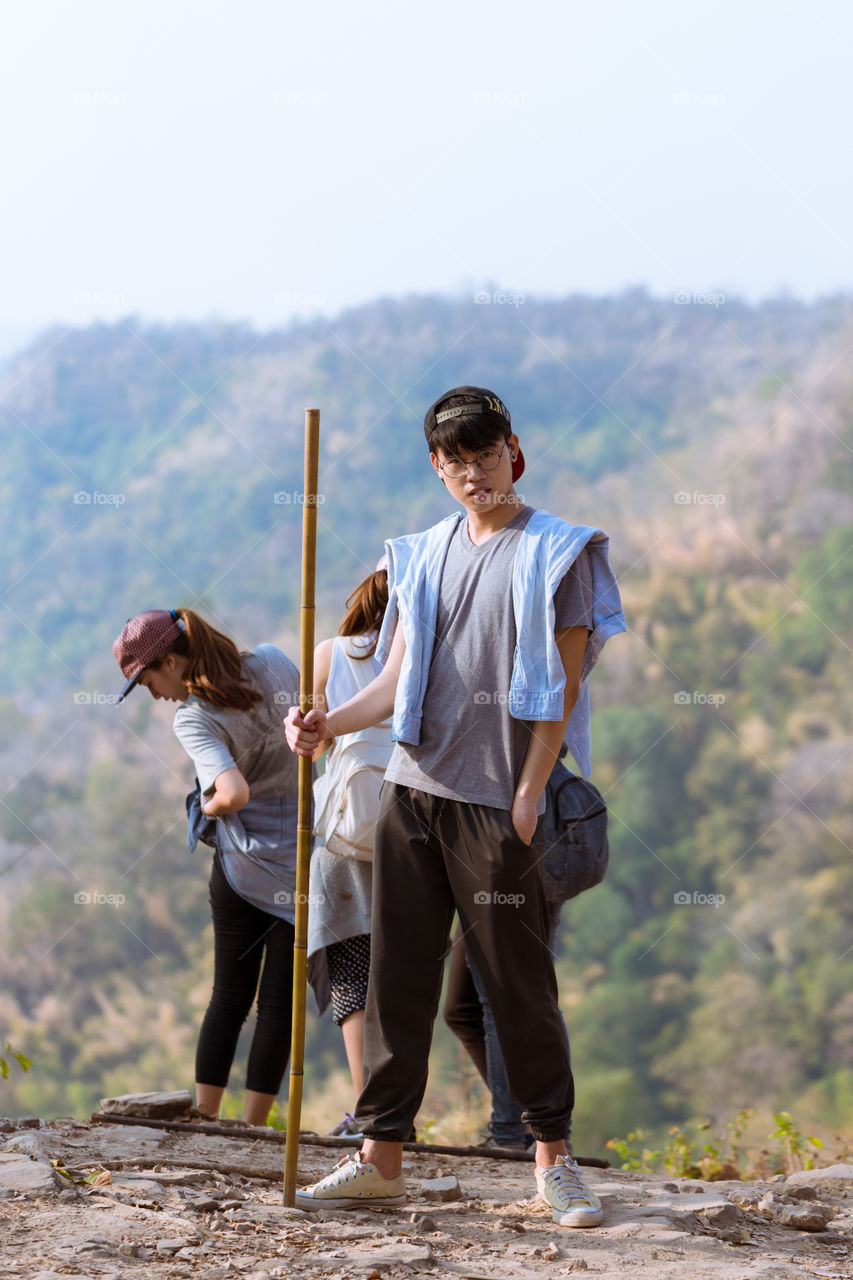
[438,443,506,479]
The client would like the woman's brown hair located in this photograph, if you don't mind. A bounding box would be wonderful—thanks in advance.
[149,608,262,710]
[338,568,389,659]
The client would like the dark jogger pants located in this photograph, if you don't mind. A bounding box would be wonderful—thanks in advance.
[355,783,574,1142]
[443,929,489,1084]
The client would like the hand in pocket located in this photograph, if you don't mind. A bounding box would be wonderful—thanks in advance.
[510,793,538,846]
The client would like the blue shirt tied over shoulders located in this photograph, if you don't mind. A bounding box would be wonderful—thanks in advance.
[375,508,626,779]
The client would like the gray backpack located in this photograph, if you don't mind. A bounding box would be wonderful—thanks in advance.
[542,747,609,904]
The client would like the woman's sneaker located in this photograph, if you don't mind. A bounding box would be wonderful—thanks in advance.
[535,1153,603,1228]
[295,1152,406,1210]
[328,1113,363,1137]
[479,1133,536,1152]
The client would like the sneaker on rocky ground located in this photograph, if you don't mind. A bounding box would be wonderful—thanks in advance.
[535,1153,603,1228]
[328,1113,363,1137]
[478,1135,534,1152]
[295,1151,406,1210]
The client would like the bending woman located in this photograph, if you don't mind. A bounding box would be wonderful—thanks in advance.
[307,558,392,1135]
[112,607,300,1126]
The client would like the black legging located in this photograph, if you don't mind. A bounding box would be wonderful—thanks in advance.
[195,853,295,1095]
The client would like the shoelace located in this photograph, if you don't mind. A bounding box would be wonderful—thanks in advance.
[330,1112,358,1134]
[327,1155,364,1186]
[540,1158,590,1206]
[315,1152,399,1193]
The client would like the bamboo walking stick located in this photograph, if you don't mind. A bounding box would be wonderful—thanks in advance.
[283,407,320,1206]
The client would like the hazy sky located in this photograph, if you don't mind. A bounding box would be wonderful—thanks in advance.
[2,0,851,356]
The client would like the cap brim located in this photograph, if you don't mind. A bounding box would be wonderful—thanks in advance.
[512,448,525,482]
[116,672,141,703]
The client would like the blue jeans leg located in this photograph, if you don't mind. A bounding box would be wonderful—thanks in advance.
[466,906,572,1147]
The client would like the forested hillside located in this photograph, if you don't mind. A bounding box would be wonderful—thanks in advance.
[2,289,852,1156]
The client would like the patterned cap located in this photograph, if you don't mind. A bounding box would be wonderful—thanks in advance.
[112,609,183,702]
[423,386,525,480]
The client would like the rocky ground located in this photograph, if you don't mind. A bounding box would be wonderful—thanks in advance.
[2,1116,853,1279]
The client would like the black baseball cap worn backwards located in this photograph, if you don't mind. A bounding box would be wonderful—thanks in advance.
[423,385,525,481]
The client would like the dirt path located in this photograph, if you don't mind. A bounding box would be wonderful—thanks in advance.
[2,1118,853,1278]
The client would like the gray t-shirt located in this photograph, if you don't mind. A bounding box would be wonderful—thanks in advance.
[384,506,593,813]
[172,644,300,800]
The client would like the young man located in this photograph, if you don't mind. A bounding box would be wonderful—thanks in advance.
[285,386,625,1227]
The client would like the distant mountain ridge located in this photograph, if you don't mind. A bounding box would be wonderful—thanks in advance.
[3,288,851,697]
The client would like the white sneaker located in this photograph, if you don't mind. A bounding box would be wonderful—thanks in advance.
[535,1153,603,1227]
[295,1151,406,1210]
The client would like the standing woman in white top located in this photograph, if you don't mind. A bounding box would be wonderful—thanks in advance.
[306,556,392,1135]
